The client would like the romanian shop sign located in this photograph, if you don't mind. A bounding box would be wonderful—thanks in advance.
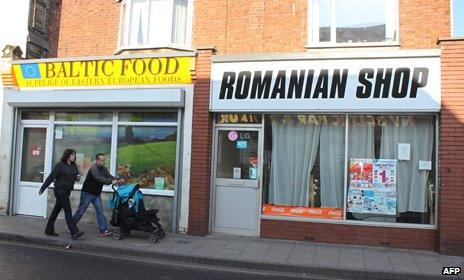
[210,54,440,112]
[12,56,192,89]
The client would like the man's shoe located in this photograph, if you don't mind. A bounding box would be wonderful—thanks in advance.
[71,231,84,240]
[100,230,112,237]
[45,231,59,237]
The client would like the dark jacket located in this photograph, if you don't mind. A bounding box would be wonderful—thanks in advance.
[82,164,116,196]
[40,161,79,192]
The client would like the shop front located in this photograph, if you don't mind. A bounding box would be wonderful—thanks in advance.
[1,53,195,233]
[208,50,441,249]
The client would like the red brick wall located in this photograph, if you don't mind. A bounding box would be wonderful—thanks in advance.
[193,0,450,54]
[438,39,464,256]
[55,0,119,57]
[49,0,451,56]
[261,220,437,251]
[188,49,215,235]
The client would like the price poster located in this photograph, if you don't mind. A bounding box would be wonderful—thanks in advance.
[348,158,397,215]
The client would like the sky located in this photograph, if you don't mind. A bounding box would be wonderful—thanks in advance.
[454,0,464,36]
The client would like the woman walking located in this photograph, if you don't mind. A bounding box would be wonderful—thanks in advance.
[38,149,84,240]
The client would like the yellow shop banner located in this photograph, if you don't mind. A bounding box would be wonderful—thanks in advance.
[12,56,192,88]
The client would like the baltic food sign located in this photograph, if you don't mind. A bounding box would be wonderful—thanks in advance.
[210,55,440,112]
[12,56,192,89]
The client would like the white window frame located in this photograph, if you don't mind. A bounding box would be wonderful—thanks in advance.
[307,0,400,48]
[259,113,439,229]
[117,0,194,52]
[27,110,179,197]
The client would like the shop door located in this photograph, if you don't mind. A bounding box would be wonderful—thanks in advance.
[15,126,49,217]
[212,127,262,236]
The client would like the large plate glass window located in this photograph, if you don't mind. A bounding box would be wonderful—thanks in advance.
[346,115,436,225]
[53,125,112,183]
[118,0,189,49]
[261,115,345,220]
[116,112,177,191]
[310,0,398,46]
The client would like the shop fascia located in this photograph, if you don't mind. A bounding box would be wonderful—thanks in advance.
[210,50,440,112]
[12,54,193,89]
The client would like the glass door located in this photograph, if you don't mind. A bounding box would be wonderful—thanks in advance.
[212,127,262,236]
[15,126,49,217]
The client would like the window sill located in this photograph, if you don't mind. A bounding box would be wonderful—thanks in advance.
[306,42,401,52]
[70,185,175,197]
[261,214,437,229]
[115,44,195,55]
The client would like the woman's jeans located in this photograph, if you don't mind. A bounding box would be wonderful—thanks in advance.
[72,191,108,233]
[45,188,79,235]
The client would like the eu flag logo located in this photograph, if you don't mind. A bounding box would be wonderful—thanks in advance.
[20,63,41,79]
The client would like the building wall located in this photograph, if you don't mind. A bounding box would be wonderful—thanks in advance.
[51,0,451,57]
[438,38,464,256]
[188,49,214,235]
[0,91,14,215]
[261,220,438,251]
[55,0,119,57]
[192,0,450,54]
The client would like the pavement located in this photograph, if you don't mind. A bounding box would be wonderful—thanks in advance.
[0,215,462,280]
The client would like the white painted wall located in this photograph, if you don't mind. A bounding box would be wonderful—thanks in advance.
[0,87,15,215]
[0,0,30,55]
[178,84,193,233]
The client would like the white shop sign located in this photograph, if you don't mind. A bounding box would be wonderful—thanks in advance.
[210,55,440,112]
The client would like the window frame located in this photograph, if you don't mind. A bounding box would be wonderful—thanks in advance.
[116,0,193,52]
[307,0,400,48]
[21,109,180,197]
[259,112,439,230]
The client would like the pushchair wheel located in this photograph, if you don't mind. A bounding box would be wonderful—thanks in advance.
[156,228,165,239]
[148,233,159,243]
[112,230,122,240]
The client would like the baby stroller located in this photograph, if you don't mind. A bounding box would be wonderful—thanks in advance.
[109,183,165,243]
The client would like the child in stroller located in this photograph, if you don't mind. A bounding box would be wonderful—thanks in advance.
[109,183,165,243]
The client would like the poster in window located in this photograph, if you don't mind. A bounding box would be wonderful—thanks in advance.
[349,159,373,189]
[348,158,397,215]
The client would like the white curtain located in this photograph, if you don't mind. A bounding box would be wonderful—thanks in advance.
[129,0,148,46]
[172,0,188,44]
[349,116,374,158]
[380,116,433,212]
[319,119,345,208]
[268,118,320,207]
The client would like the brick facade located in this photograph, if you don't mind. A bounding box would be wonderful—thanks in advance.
[44,0,464,253]
[188,48,215,235]
[55,0,119,57]
[438,39,464,255]
[261,220,438,251]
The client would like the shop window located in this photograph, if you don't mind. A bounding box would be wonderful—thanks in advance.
[55,112,112,122]
[262,115,345,220]
[452,0,464,37]
[119,112,177,122]
[21,111,49,120]
[118,0,189,50]
[52,125,112,183]
[310,0,398,46]
[116,126,177,190]
[347,115,435,225]
[261,114,437,225]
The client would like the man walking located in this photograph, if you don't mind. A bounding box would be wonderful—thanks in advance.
[73,153,121,236]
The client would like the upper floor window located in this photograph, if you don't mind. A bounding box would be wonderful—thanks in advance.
[452,0,464,37]
[118,0,189,50]
[309,0,399,46]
